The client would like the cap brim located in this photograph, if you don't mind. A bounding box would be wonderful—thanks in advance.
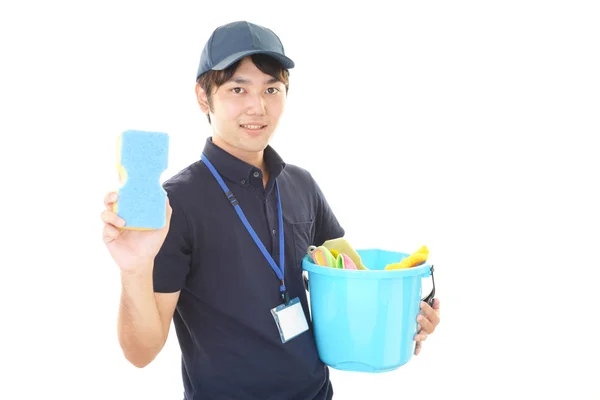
[212,50,295,71]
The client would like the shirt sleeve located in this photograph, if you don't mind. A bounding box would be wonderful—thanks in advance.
[313,178,345,246]
[153,192,192,293]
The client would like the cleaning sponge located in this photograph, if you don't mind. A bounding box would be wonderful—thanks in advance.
[114,130,169,230]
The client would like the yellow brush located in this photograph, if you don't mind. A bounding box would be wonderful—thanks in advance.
[384,245,429,270]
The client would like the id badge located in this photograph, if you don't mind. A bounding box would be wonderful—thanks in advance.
[271,297,309,343]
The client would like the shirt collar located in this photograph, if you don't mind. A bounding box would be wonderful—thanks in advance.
[201,137,286,186]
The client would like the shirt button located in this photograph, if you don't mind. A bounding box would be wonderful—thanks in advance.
[272,229,276,235]
[253,171,260,178]
[241,179,246,184]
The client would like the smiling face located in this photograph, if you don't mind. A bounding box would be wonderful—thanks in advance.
[196,55,289,160]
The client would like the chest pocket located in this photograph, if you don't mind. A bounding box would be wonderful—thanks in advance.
[290,219,315,269]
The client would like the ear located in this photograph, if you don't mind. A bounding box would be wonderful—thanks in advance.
[195,83,210,114]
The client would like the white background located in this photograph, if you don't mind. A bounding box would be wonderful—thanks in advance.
[1,1,599,399]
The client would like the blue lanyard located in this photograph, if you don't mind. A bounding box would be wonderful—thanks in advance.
[201,153,289,305]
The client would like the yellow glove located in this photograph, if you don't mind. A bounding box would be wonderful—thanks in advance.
[384,246,429,270]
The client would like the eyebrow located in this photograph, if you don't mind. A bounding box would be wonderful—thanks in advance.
[228,77,281,85]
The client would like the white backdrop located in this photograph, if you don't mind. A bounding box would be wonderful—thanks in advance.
[1,1,599,399]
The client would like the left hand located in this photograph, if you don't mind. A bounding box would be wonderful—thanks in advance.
[414,298,440,355]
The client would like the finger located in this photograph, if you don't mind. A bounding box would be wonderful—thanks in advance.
[103,223,121,243]
[414,327,429,341]
[101,209,125,228]
[414,340,422,355]
[104,191,118,210]
[414,322,428,342]
[420,301,440,327]
[432,298,441,313]
[417,313,435,335]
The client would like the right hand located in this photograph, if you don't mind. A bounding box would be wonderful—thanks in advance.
[101,191,173,273]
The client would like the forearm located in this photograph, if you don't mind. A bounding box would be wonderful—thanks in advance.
[118,263,164,367]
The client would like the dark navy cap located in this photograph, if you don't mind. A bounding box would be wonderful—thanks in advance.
[196,21,295,80]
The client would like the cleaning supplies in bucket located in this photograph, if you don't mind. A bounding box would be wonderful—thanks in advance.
[307,238,429,272]
[384,245,429,270]
[307,245,358,270]
[322,237,368,270]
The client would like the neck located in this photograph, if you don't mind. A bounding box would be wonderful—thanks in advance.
[212,135,266,170]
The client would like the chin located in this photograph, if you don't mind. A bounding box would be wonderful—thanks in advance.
[240,141,269,153]
[240,132,272,149]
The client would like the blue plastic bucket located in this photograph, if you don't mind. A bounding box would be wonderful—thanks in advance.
[302,248,435,373]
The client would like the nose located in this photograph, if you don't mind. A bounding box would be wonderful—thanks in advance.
[245,92,266,116]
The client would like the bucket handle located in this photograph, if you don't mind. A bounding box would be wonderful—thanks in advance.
[304,265,436,307]
[422,265,436,307]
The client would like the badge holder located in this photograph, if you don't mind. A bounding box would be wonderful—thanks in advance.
[271,293,309,343]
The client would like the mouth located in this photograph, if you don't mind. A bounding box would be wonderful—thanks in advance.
[240,124,268,134]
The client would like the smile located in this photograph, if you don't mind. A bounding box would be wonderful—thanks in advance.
[240,124,267,130]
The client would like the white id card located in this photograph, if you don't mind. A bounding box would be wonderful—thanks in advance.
[271,297,309,343]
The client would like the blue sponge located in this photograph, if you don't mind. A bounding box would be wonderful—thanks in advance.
[114,130,169,230]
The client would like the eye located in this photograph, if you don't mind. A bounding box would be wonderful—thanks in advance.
[232,87,245,94]
[266,87,280,94]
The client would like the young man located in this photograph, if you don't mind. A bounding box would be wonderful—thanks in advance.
[101,21,440,399]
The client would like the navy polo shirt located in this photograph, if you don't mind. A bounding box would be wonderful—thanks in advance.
[153,137,345,400]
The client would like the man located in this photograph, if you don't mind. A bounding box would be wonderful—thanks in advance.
[101,20,440,399]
